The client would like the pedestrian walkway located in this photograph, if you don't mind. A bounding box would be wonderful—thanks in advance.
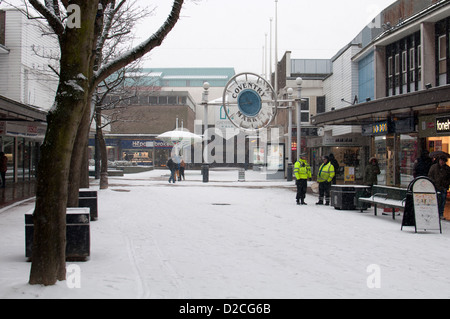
[0,180,36,209]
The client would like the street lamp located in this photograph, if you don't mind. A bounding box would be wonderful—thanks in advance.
[287,87,294,181]
[296,77,303,160]
[202,82,210,183]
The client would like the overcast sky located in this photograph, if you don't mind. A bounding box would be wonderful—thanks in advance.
[1,0,398,74]
[134,0,398,74]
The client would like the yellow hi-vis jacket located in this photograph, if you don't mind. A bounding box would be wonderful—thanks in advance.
[317,162,335,183]
[294,159,311,180]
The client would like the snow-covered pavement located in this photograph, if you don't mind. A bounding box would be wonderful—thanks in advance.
[1,168,450,299]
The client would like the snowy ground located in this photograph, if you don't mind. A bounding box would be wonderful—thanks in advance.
[1,168,450,299]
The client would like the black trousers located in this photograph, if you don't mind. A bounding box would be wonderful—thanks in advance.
[318,181,331,202]
[296,179,307,202]
[0,172,5,187]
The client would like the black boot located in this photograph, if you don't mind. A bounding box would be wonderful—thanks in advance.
[325,201,330,206]
[301,200,307,205]
[316,200,323,205]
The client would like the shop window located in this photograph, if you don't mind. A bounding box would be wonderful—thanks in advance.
[409,48,415,82]
[399,134,417,187]
[300,98,309,123]
[17,138,25,181]
[439,35,447,75]
[158,96,168,105]
[317,96,325,114]
[402,51,407,84]
[2,137,13,181]
[168,96,177,105]
[139,95,149,105]
[394,54,400,76]
[149,96,158,104]
[388,56,393,90]
[130,96,138,105]
[417,45,422,79]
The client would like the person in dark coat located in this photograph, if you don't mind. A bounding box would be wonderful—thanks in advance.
[0,152,6,188]
[179,160,186,181]
[428,155,450,219]
[364,157,381,188]
[413,150,432,178]
[329,153,340,184]
[167,158,176,184]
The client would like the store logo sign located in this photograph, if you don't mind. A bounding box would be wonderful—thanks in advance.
[436,116,450,134]
[372,121,388,134]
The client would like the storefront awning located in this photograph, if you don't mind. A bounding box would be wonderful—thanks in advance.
[0,121,47,140]
[311,85,450,126]
[0,95,47,122]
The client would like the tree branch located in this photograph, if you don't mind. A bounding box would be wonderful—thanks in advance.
[28,0,65,38]
[93,0,184,87]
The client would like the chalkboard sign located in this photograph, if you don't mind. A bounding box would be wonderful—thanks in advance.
[402,177,442,233]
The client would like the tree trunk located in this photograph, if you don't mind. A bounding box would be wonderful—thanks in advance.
[96,108,109,189]
[67,96,92,207]
[28,0,184,285]
[29,2,99,286]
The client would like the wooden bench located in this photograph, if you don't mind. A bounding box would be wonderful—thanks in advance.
[358,185,408,220]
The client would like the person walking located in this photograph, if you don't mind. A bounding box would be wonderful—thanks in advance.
[363,157,381,189]
[316,156,335,205]
[0,152,7,188]
[179,160,186,181]
[413,150,432,178]
[428,155,450,219]
[294,154,311,205]
[167,158,176,184]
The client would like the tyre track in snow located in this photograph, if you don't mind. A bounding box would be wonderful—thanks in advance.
[149,236,188,299]
[124,235,152,299]
[122,221,188,298]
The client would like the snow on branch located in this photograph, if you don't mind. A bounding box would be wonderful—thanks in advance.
[93,0,184,87]
[28,0,65,38]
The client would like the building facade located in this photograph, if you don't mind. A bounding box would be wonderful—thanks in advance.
[311,0,450,187]
[0,9,56,184]
[95,68,236,167]
[0,9,58,110]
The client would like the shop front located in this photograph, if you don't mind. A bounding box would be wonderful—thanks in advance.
[308,133,369,183]
[89,136,173,167]
[363,117,417,187]
[0,121,46,183]
[419,114,450,220]
[420,114,450,155]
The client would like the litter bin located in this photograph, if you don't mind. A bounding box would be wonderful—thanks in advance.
[331,185,371,210]
[238,168,245,181]
[79,190,98,221]
[25,207,91,261]
[202,164,209,183]
[287,163,293,182]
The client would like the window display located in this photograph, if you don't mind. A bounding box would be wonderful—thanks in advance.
[399,134,417,186]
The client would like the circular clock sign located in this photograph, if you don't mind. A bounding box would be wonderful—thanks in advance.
[222,72,277,131]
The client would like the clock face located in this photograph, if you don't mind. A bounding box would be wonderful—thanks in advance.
[237,89,262,117]
[222,73,277,132]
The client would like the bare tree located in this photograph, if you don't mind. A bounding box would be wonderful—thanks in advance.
[26,0,185,286]
[93,1,154,190]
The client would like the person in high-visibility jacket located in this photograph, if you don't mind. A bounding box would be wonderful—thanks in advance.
[316,155,335,205]
[294,154,311,205]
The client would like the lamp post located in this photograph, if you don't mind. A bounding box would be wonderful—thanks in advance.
[274,0,278,95]
[296,77,303,160]
[202,82,210,183]
[287,87,293,181]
